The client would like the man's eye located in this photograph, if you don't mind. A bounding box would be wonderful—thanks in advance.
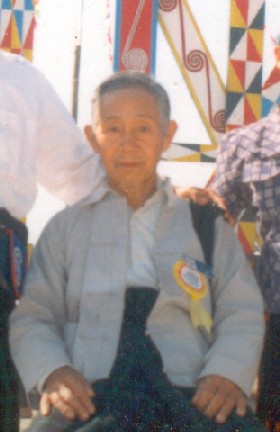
[106,126,120,133]
[138,125,150,132]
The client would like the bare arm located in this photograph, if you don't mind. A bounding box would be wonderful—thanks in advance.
[175,186,235,225]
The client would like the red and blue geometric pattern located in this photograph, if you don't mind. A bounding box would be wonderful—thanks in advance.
[0,0,37,60]
[114,0,158,74]
[226,0,265,131]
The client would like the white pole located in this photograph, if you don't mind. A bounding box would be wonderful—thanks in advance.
[73,0,84,120]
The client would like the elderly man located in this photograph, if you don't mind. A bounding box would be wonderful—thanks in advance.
[213,34,280,430]
[10,72,266,431]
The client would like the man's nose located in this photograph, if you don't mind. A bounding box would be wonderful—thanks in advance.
[121,129,136,147]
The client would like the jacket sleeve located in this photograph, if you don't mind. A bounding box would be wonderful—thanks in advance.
[33,66,106,205]
[215,132,253,219]
[198,216,265,396]
[9,213,72,393]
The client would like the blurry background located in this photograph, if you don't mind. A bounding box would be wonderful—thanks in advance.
[1,0,280,243]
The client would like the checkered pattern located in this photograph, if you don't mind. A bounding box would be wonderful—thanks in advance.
[226,0,265,130]
[216,105,280,314]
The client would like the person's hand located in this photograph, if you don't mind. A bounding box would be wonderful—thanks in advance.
[191,375,247,424]
[39,366,96,422]
[175,187,235,226]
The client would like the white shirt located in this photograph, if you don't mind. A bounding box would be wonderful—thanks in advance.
[127,181,167,288]
[0,50,106,219]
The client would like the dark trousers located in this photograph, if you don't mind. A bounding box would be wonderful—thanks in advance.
[257,313,280,430]
[28,287,266,432]
[0,286,19,432]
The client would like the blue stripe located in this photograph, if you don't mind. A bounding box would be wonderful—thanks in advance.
[150,0,158,75]
[113,0,122,72]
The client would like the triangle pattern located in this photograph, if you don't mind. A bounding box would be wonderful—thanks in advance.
[248,2,265,29]
[230,0,247,28]
[23,15,35,50]
[235,0,249,24]
[0,16,13,48]
[230,31,247,61]
[227,95,246,126]
[13,9,23,42]
[22,11,34,44]
[226,91,244,120]
[229,27,246,56]
[228,60,245,92]
[246,67,262,93]
[25,0,35,10]
[247,29,263,62]
[0,10,11,41]
[13,0,24,9]
[262,66,280,90]
[244,93,261,124]
[10,14,22,50]
[261,98,274,117]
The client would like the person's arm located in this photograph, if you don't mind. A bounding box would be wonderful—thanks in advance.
[192,216,265,422]
[214,131,253,219]
[9,212,96,420]
[33,66,106,204]
[175,186,234,225]
[9,214,71,386]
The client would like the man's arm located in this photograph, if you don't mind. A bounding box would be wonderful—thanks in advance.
[33,63,106,204]
[10,212,97,420]
[9,214,75,388]
[193,216,265,422]
[214,131,253,219]
[176,186,234,225]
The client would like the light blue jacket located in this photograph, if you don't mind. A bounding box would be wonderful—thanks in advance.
[10,183,265,397]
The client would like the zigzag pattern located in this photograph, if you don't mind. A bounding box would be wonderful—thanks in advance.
[0,0,36,60]
[226,0,265,130]
[226,0,265,257]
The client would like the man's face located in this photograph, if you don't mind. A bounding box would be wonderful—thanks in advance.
[91,88,176,192]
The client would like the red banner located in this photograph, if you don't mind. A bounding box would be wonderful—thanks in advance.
[114,0,158,74]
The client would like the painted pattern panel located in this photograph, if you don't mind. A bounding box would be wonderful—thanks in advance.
[0,0,36,60]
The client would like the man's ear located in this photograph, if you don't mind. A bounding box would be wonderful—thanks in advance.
[84,125,100,152]
[162,120,178,152]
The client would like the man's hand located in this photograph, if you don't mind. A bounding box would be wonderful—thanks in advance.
[175,187,235,226]
[39,366,96,422]
[191,375,247,424]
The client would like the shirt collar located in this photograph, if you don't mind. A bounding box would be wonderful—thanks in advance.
[83,175,177,208]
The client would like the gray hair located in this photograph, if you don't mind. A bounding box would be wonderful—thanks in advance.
[91,71,171,132]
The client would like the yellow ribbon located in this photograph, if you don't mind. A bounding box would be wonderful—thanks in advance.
[173,260,213,333]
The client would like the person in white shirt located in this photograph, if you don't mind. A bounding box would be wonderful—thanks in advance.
[0,49,105,432]
[10,72,266,432]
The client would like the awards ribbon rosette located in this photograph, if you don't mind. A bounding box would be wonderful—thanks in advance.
[173,257,213,333]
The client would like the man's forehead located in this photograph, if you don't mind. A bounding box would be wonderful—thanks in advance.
[100,113,157,121]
